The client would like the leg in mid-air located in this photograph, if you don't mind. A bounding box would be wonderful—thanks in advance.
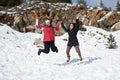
[50,41,58,53]
[38,42,50,55]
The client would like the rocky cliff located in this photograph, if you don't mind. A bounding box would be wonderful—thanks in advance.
[0,1,120,34]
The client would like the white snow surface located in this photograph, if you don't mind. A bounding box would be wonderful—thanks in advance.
[0,24,120,80]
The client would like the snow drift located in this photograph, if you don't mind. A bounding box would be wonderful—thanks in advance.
[0,24,120,80]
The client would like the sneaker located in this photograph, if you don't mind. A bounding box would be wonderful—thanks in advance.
[38,49,42,55]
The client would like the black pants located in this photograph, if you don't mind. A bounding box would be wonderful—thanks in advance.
[40,41,58,53]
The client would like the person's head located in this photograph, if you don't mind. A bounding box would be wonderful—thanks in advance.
[45,19,51,26]
[69,23,74,30]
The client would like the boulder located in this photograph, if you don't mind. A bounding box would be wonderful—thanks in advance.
[88,9,107,27]
[111,21,120,31]
[23,25,35,32]
[0,6,4,10]
[0,23,4,26]
[12,15,24,32]
[96,11,120,30]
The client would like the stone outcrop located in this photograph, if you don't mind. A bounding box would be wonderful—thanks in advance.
[0,1,120,34]
[111,21,120,31]
[96,11,120,30]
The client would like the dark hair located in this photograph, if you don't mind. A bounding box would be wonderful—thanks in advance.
[68,23,75,29]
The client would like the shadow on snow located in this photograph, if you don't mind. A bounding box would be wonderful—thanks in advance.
[56,57,102,66]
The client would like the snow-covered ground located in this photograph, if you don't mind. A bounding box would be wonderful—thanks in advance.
[0,24,120,80]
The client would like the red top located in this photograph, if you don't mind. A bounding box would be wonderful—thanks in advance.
[38,22,61,42]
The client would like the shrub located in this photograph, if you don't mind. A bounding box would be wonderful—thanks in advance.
[106,34,117,49]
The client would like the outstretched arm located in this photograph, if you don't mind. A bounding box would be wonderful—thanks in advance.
[32,11,43,29]
[76,13,80,24]
[32,11,39,25]
[61,22,69,32]
[55,21,62,31]
[74,13,81,31]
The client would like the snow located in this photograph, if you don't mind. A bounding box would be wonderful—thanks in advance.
[0,24,120,80]
[0,11,6,14]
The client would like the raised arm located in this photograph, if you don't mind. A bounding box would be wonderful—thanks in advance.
[55,21,61,31]
[61,22,69,32]
[32,11,38,25]
[32,11,43,29]
[76,13,80,25]
[73,13,81,30]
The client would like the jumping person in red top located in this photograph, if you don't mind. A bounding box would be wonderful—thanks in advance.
[33,11,61,55]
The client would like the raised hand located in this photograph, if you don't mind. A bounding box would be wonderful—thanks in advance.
[31,10,36,13]
[32,10,38,19]
[58,21,63,24]
[76,13,80,19]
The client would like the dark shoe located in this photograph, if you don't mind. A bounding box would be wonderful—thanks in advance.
[38,49,42,55]
[56,49,58,53]
[45,52,49,54]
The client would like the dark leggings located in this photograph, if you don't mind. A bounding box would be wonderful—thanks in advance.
[40,41,58,53]
[66,45,81,58]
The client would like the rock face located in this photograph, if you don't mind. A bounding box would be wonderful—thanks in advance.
[0,1,120,34]
[88,9,107,26]
[0,14,14,27]
[111,21,120,31]
[12,12,36,32]
[96,11,120,30]
[0,6,4,10]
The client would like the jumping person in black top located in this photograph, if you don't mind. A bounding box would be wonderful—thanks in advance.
[61,13,83,62]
